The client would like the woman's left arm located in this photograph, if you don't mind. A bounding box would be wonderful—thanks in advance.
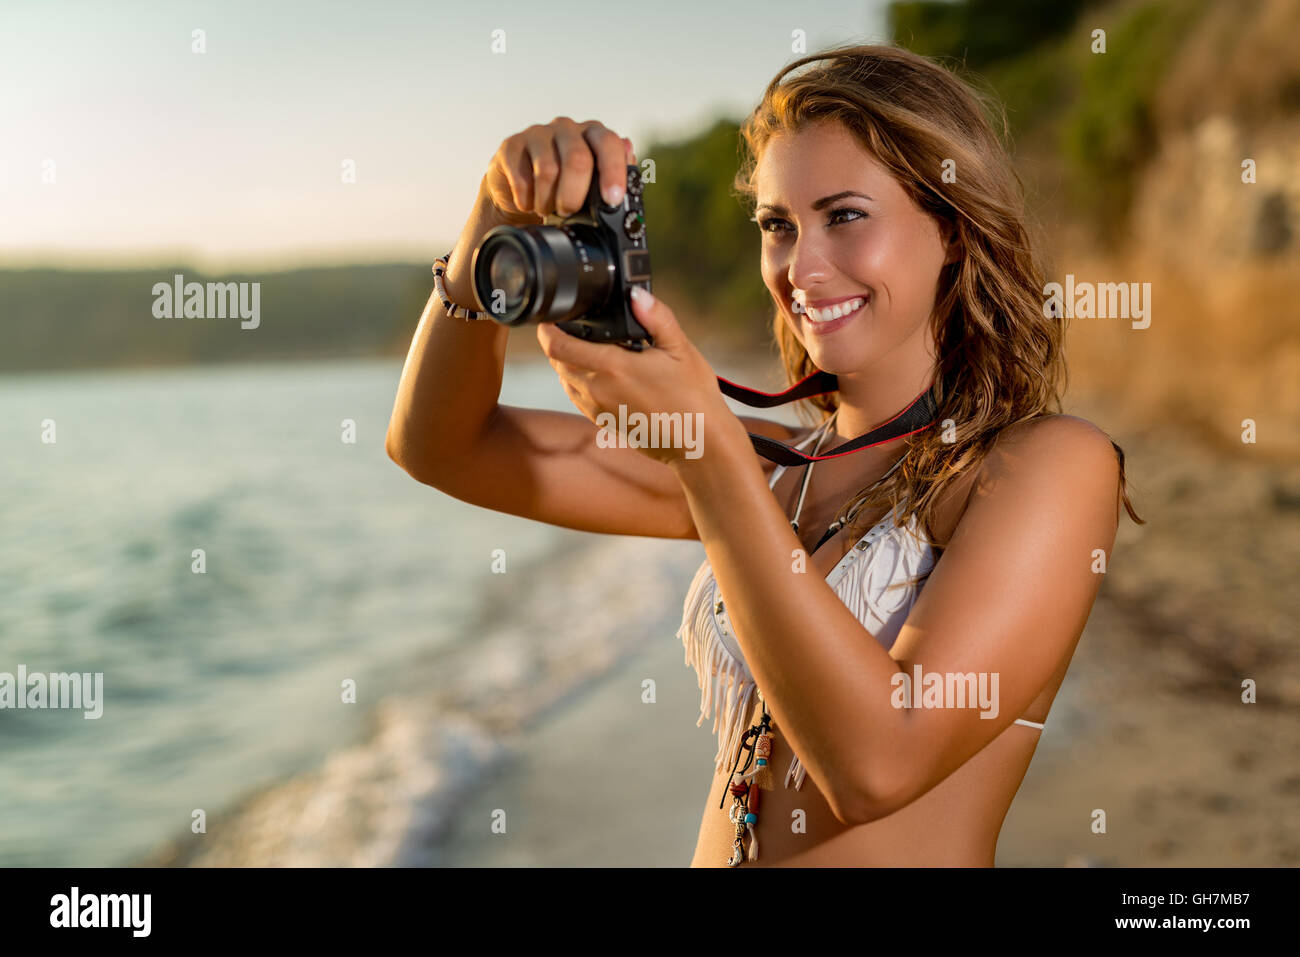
[676,410,1120,826]
[537,288,1121,826]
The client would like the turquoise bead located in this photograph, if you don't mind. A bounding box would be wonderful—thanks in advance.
[756,757,767,766]
[745,813,757,824]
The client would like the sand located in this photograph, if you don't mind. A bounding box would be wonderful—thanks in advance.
[139,381,1300,867]
[440,623,718,867]
[440,390,1300,867]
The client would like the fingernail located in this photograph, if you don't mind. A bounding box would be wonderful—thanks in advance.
[630,285,653,305]
[603,182,625,206]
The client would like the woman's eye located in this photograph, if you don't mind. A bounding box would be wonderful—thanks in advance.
[757,208,866,234]
[830,208,866,225]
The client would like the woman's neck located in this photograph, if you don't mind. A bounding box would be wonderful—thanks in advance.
[828,361,937,447]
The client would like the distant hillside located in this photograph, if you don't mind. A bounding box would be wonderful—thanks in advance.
[7,0,1295,419]
[0,264,434,374]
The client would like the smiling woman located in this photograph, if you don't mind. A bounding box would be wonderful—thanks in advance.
[664,42,1148,866]
[386,44,1145,870]
[727,42,1147,555]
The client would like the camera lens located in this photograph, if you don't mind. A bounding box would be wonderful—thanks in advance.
[488,243,529,311]
[472,224,615,326]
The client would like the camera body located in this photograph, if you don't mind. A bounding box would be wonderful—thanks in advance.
[470,164,653,350]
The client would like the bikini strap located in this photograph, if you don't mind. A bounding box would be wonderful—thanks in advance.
[791,411,909,555]
[789,410,838,533]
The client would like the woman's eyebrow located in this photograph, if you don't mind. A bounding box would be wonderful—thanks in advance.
[756,190,874,214]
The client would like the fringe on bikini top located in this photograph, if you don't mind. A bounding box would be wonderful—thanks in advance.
[675,503,936,791]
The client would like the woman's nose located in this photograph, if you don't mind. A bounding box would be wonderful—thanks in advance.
[786,235,832,291]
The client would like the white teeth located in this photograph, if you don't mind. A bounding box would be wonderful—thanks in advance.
[805,297,865,322]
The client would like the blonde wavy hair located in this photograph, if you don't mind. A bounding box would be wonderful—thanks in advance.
[732,42,1144,554]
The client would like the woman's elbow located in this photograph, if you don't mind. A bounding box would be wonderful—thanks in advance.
[833,760,913,827]
[385,426,416,474]
[385,426,439,485]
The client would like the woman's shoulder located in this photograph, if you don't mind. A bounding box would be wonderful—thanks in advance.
[988,414,1116,463]
[931,414,1116,543]
[976,414,1121,507]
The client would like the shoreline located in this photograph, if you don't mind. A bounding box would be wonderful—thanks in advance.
[426,389,1300,867]
[134,532,707,867]
[135,387,1300,867]
[439,619,719,867]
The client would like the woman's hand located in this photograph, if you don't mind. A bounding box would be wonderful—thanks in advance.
[536,287,740,468]
[483,117,635,225]
[442,116,635,320]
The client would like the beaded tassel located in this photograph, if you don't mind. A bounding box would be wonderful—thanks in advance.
[751,731,776,791]
[721,704,775,865]
[724,726,755,866]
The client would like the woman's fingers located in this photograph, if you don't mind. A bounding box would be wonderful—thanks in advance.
[492,119,634,220]
[522,125,562,218]
[491,133,536,219]
[552,119,596,216]
[579,121,629,206]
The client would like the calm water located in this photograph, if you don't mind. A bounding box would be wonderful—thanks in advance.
[0,356,596,866]
[0,352,1093,866]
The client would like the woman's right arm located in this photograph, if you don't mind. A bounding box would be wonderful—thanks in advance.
[385,118,795,540]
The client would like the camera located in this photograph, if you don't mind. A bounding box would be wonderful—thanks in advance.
[470,164,653,350]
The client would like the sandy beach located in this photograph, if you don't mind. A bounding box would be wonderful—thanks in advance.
[439,389,1300,867]
[438,582,1299,867]
[440,618,718,867]
[134,382,1300,868]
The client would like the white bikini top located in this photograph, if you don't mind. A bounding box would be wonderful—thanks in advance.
[675,413,1045,791]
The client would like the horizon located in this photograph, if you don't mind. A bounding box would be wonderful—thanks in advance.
[1,0,888,272]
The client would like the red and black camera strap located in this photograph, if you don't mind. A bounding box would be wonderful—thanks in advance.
[715,371,940,466]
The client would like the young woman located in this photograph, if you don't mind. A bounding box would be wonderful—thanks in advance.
[387,43,1143,867]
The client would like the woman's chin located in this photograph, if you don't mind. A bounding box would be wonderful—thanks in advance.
[788,320,875,374]
[801,343,867,376]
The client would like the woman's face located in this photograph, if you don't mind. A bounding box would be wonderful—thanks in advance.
[753,118,957,377]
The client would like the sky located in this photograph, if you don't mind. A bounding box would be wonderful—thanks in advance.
[0,0,892,271]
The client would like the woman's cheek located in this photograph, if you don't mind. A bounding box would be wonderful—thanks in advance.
[760,264,778,307]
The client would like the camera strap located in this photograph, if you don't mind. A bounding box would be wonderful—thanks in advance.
[715,371,940,466]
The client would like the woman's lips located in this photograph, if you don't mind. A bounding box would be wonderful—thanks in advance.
[801,295,869,335]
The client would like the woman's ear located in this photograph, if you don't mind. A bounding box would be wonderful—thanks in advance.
[941,221,963,265]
